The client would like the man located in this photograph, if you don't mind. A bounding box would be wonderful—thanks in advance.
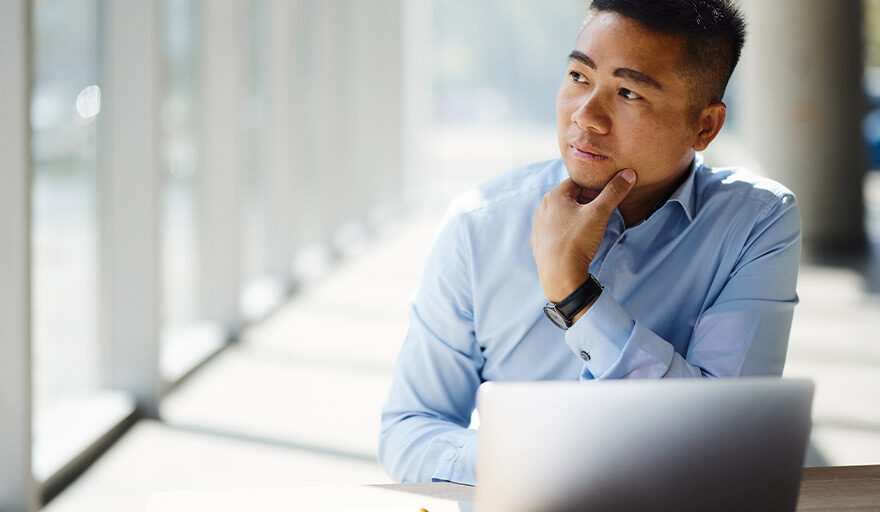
[379,0,801,485]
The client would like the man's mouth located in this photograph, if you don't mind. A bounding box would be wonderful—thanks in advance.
[569,144,609,162]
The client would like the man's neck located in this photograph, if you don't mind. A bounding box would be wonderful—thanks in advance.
[617,158,694,228]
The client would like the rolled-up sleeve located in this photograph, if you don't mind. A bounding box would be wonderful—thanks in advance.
[564,195,802,380]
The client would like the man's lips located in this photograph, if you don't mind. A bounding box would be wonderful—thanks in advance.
[569,144,609,162]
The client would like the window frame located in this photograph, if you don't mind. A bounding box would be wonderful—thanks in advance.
[0,0,37,510]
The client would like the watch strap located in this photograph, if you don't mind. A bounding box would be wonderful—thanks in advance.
[543,274,603,329]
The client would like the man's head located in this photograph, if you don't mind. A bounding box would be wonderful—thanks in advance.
[557,0,746,210]
[591,0,746,111]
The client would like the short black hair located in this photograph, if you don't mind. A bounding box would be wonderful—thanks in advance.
[590,0,746,109]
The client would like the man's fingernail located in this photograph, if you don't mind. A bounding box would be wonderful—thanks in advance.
[621,169,636,184]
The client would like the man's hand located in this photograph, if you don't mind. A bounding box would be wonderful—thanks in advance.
[530,169,637,305]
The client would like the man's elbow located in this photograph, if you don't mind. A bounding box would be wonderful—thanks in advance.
[377,418,414,483]
[377,427,396,477]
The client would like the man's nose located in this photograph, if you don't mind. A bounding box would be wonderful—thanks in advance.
[571,92,611,135]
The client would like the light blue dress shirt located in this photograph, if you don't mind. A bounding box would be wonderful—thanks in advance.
[379,155,801,485]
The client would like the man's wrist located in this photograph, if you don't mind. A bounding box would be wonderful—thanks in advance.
[570,292,601,325]
[545,270,591,303]
[543,274,603,330]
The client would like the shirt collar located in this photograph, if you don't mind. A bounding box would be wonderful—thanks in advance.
[553,154,701,223]
[665,153,700,222]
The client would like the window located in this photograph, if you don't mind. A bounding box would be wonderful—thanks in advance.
[160,0,226,383]
[240,0,287,322]
[31,0,105,484]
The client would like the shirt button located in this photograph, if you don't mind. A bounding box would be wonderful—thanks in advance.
[618,234,627,244]
[580,351,591,362]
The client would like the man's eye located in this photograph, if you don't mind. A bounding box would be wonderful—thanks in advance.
[569,71,588,84]
[619,88,642,100]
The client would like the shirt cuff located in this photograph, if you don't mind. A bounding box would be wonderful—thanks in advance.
[564,289,635,377]
[429,429,478,485]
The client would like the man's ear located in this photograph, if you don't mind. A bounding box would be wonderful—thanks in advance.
[692,102,727,152]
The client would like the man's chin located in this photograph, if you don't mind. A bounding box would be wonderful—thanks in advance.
[564,161,614,192]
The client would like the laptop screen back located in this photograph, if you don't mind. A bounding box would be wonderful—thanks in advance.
[474,378,814,512]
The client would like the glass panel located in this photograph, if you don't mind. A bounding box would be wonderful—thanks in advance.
[432,0,585,125]
[31,0,101,439]
[240,0,274,320]
[162,0,201,329]
[864,0,880,282]
[865,0,880,173]
[421,0,584,202]
[161,0,225,381]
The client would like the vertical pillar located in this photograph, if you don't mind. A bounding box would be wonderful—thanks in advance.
[291,0,409,261]
[347,0,408,224]
[294,0,354,254]
[343,0,374,225]
[0,2,37,509]
[739,0,866,255]
[290,0,324,252]
[316,0,349,244]
[264,0,298,280]
[370,0,406,210]
[99,0,162,417]
[402,0,433,204]
[200,0,246,327]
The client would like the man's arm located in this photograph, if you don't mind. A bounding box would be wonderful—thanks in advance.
[550,188,802,379]
[530,170,638,306]
[379,211,483,485]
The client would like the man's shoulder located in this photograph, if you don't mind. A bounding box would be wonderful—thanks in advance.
[447,158,563,219]
[694,163,796,216]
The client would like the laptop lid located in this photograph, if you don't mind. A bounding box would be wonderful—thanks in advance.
[474,378,814,512]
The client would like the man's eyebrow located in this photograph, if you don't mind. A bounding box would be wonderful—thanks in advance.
[568,50,596,69]
[613,68,663,90]
[569,50,664,91]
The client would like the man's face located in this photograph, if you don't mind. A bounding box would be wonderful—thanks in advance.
[557,12,701,199]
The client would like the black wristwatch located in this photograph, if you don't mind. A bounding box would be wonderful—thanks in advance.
[543,274,603,330]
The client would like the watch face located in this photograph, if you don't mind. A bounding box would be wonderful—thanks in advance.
[543,305,571,329]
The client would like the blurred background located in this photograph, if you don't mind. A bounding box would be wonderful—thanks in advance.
[1,0,879,510]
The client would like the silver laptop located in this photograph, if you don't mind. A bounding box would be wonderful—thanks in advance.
[474,378,814,512]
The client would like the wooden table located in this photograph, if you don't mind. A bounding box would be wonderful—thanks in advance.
[147,465,880,511]
[796,465,880,511]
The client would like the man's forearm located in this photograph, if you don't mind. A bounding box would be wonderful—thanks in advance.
[379,411,478,484]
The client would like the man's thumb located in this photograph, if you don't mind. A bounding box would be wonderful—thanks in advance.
[593,169,636,213]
